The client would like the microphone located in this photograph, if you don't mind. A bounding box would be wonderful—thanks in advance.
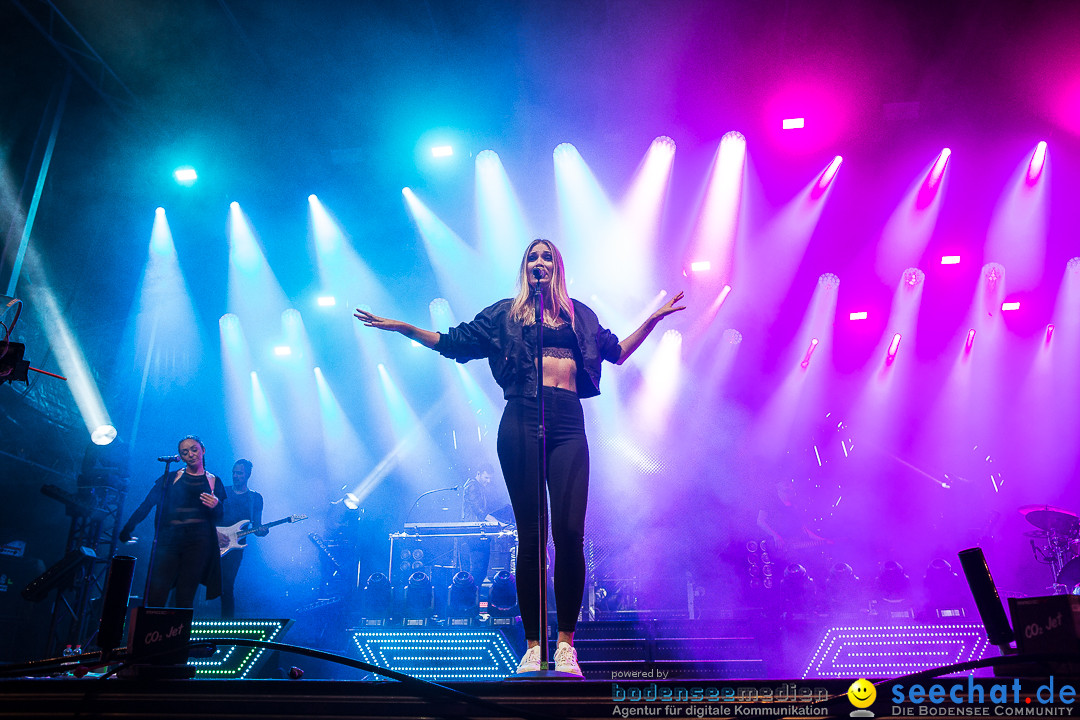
[531,267,546,281]
[157,454,181,463]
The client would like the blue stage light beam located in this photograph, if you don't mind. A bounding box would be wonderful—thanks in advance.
[250,371,283,448]
[308,195,395,315]
[25,267,113,439]
[220,313,257,457]
[349,393,453,504]
[371,362,452,491]
[275,309,321,475]
[280,308,315,365]
[427,297,498,455]
[553,143,616,288]
[313,366,372,489]
[402,188,488,313]
[376,362,426,444]
[475,150,532,284]
[126,208,202,446]
[228,202,290,340]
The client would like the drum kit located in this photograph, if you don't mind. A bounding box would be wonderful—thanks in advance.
[1020,504,1080,593]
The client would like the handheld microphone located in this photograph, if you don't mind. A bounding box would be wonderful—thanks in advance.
[157,454,181,463]
[531,267,546,281]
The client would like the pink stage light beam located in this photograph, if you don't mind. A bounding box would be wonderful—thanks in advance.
[800,338,820,369]
[886,333,902,365]
[928,148,951,190]
[813,156,843,198]
[1027,141,1048,183]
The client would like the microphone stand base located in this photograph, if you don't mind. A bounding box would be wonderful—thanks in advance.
[504,668,586,681]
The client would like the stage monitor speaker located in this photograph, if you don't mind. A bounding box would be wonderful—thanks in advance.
[1008,594,1080,675]
[21,547,96,602]
[125,606,193,667]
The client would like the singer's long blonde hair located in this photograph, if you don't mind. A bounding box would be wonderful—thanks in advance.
[509,239,575,327]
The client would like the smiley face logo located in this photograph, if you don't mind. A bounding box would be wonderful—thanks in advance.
[847,678,876,709]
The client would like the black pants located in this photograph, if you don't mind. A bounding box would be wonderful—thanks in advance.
[497,386,589,639]
[220,549,244,618]
[148,523,214,609]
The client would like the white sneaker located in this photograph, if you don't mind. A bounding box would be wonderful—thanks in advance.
[516,645,542,673]
[553,641,582,676]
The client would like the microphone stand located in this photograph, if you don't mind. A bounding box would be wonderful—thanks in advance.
[534,277,550,672]
[510,271,582,679]
[404,485,460,526]
[143,460,176,606]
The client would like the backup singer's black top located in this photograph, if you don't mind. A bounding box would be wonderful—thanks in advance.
[433,298,621,399]
[121,469,227,599]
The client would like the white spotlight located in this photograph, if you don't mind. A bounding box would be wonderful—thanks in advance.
[91,425,117,446]
[173,166,197,186]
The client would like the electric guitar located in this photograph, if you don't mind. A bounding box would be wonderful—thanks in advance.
[217,514,307,557]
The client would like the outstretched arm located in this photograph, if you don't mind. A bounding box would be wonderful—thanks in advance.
[616,291,686,365]
[119,476,165,542]
[354,309,440,349]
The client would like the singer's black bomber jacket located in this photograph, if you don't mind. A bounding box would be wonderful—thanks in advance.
[433,298,621,400]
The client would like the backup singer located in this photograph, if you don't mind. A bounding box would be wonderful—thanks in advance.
[119,435,226,609]
[355,238,685,675]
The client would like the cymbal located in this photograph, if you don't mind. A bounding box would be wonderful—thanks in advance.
[1024,530,1050,539]
[1019,504,1079,536]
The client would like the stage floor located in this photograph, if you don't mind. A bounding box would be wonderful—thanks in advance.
[0,675,1074,720]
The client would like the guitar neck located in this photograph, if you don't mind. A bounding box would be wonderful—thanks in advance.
[238,517,291,539]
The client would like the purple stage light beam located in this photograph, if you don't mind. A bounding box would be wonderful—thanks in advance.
[928,148,951,190]
[800,338,819,369]
[1027,141,1048,183]
[885,333,902,365]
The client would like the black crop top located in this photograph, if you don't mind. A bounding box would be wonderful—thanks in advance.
[525,322,578,360]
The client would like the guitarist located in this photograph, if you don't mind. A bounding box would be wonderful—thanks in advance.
[756,479,831,576]
[219,459,266,618]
